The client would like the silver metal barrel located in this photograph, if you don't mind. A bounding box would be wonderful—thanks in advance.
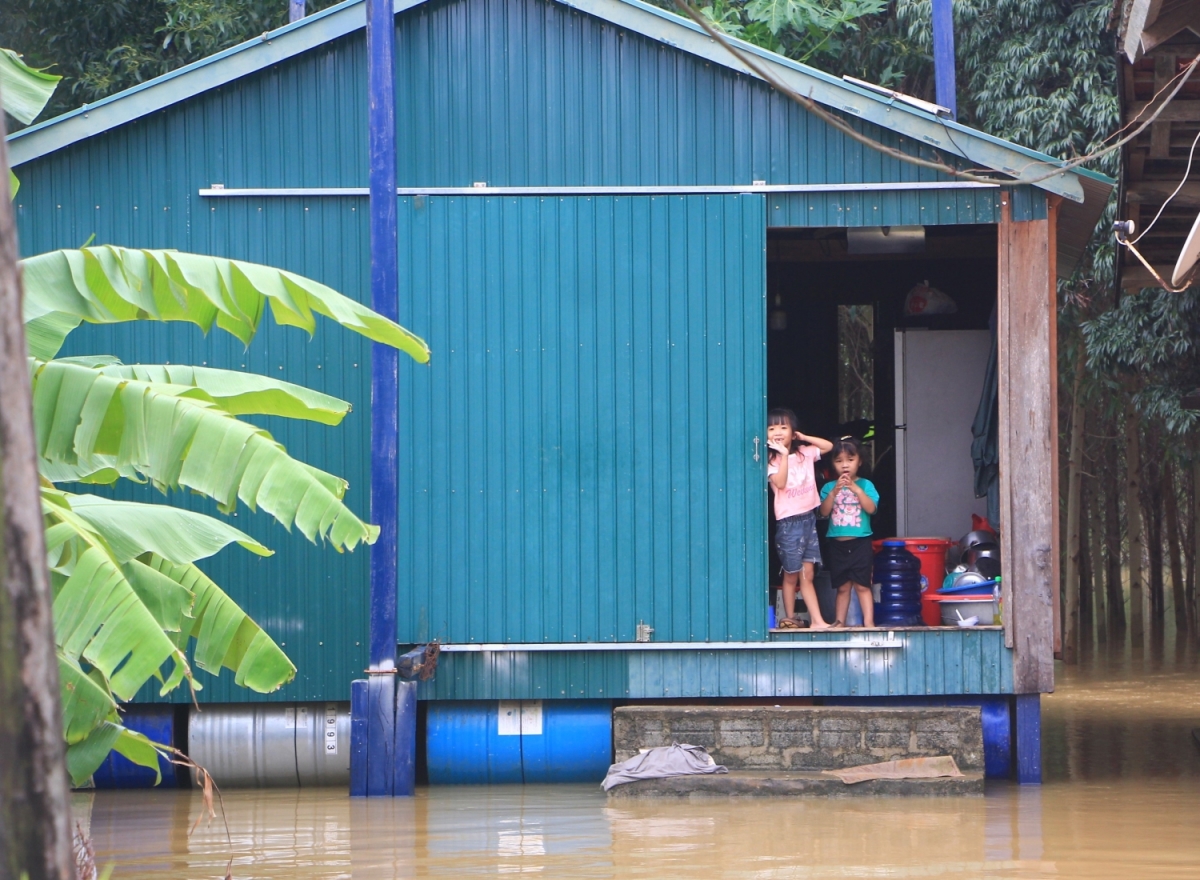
[188,702,351,787]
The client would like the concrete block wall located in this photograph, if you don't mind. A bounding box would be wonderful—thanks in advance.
[613,706,984,772]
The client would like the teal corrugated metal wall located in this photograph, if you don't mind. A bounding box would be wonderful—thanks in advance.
[416,630,1015,699]
[16,197,374,703]
[397,194,767,644]
[391,0,1001,228]
[10,0,1028,701]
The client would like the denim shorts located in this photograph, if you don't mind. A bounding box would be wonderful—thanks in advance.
[775,511,821,573]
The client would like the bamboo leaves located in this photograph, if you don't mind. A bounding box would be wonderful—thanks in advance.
[20,246,432,364]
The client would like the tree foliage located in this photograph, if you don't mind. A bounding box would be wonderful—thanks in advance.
[0,0,342,124]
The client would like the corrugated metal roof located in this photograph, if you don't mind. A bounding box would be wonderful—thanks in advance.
[9,0,1109,207]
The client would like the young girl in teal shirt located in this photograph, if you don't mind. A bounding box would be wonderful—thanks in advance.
[818,437,880,628]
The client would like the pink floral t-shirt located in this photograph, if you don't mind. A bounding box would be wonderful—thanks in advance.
[767,445,821,520]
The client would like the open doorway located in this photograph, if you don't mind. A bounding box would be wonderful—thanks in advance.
[765,224,999,619]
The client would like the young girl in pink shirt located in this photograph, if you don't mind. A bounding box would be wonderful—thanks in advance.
[766,408,834,629]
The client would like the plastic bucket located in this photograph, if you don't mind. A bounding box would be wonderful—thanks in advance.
[874,537,952,626]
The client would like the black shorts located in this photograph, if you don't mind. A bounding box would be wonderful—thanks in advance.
[826,537,874,588]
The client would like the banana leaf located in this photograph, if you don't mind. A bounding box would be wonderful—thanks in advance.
[32,359,377,551]
[146,555,296,691]
[0,48,61,124]
[21,246,431,364]
[66,721,164,788]
[62,492,272,563]
[58,361,354,425]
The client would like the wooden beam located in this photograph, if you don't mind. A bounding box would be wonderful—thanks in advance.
[997,198,1056,693]
[1141,4,1200,54]
[1127,180,1200,208]
[767,233,995,263]
[1151,54,1176,159]
[1125,98,1200,124]
[1121,263,1177,289]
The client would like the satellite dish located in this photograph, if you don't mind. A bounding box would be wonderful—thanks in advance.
[1171,209,1200,287]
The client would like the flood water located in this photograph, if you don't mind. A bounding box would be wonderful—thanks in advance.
[77,640,1200,878]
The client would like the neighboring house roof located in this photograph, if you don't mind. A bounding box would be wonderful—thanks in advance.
[1114,0,1200,287]
[9,0,1112,271]
[1117,0,1200,62]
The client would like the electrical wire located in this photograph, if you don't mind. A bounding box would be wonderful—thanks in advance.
[1129,127,1200,244]
[672,0,1200,190]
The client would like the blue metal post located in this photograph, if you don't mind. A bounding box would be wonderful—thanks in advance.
[289,0,306,23]
[931,0,957,119]
[351,0,407,798]
[393,681,418,795]
[1013,694,1041,784]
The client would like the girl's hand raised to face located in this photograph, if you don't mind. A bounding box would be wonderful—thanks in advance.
[768,440,790,456]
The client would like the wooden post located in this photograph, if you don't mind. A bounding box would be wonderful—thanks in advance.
[0,106,75,880]
[996,195,1057,694]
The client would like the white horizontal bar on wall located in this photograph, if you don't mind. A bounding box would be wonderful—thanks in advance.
[197,181,1001,198]
[437,638,903,652]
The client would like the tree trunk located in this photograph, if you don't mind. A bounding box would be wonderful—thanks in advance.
[1191,459,1199,636]
[1105,438,1127,634]
[0,112,75,880]
[1125,400,1145,647]
[1089,476,1107,645]
[1062,359,1085,663]
[1079,487,1094,649]
[1141,428,1165,620]
[1165,460,1187,635]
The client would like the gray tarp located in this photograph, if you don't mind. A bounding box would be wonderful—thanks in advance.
[601,743,728,791]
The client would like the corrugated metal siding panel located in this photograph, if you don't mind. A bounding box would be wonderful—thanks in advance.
[397,194,766,644]
[392,0,981,226]
[417,631,1015,699]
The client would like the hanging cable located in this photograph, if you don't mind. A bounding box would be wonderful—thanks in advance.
[672,0,1200,189]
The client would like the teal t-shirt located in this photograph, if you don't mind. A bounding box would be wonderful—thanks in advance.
[819,478,880,538]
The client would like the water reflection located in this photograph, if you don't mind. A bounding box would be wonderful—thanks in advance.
[80,641,1200,878]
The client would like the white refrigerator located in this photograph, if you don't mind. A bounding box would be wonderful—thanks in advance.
[893,329,992,539]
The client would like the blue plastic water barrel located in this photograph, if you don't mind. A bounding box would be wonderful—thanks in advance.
[522,701,613,783]
[92,705,179,789]
[426,700,612,784]
[426,701,523,784]
[873,540,923,626]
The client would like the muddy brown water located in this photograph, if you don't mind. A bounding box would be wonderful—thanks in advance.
[77,643,1200,878]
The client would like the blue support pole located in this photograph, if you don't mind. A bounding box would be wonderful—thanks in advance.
[351,0,409,798]
[931,0,957,119]
[289,0,306,23]
[393,681,418,795]
[1014,694,1042,784]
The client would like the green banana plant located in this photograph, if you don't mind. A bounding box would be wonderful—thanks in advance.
[1,47,61,195]
[21,246,430,785]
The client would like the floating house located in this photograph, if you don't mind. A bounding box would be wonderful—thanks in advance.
[10,0,1112,782]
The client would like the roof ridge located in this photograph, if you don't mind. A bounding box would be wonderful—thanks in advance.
[7,0,1111,199]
